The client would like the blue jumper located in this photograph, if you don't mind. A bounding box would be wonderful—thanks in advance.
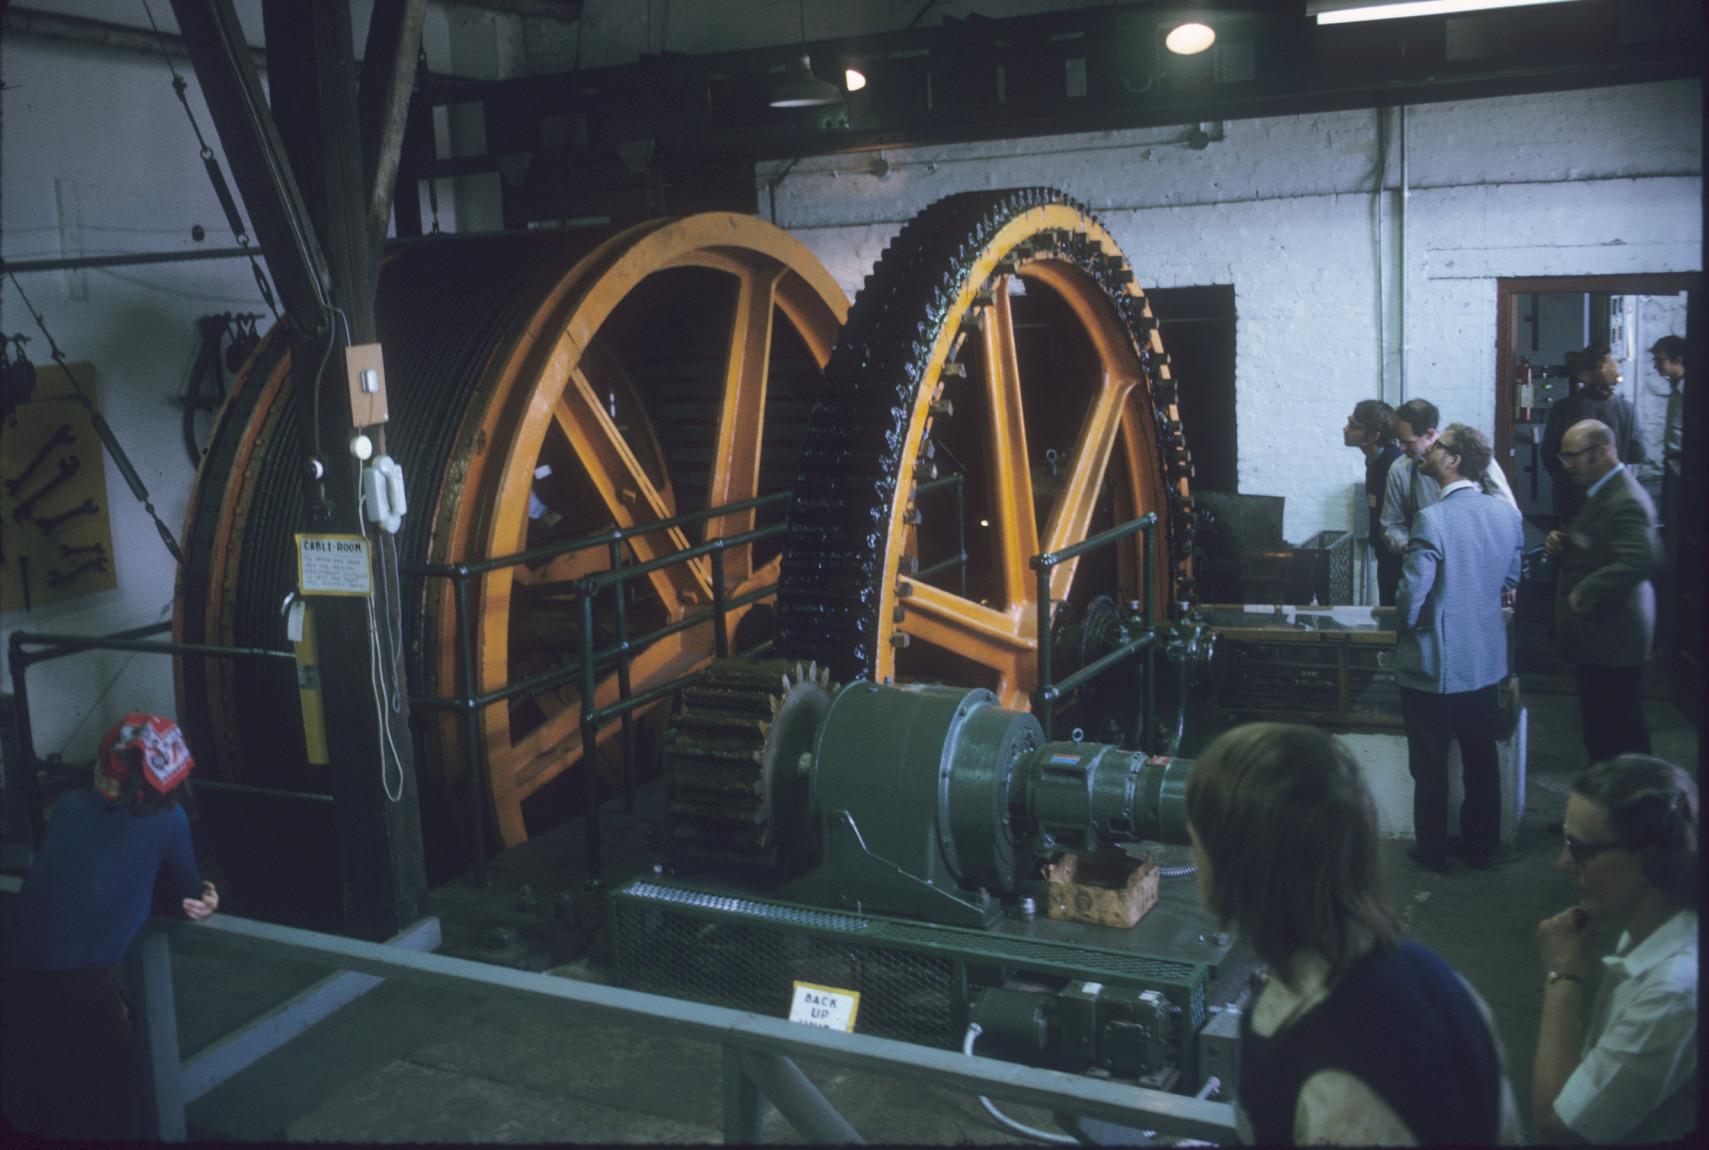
[1239,942,1501,1145]
[8,790,203,970]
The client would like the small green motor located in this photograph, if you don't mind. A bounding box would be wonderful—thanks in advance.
[804,679,1193,927]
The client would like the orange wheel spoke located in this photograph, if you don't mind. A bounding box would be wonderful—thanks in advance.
[900,577,1036,705]
[980,283,1041,611]
[554,368,712,615]
[1041,373,1138,603]
[705,262,784,584]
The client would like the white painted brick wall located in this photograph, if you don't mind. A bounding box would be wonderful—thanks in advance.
[762,81,1702,543]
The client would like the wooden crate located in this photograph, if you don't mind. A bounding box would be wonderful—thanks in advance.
[1044,850,1160,928]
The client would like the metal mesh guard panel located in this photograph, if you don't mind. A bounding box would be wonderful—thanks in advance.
[612,883,957,1047]
[611,881,1208,1048]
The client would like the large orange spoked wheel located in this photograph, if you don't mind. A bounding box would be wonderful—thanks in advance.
[777,188,1194,712]
[176,216,846,900]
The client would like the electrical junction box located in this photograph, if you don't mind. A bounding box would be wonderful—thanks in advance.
[343,342,389,428]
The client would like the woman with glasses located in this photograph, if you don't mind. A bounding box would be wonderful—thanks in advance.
[1186,723,1520,1144]
[1533,754,1698,1144]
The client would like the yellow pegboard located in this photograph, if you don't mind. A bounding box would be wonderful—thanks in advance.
[1,363,118,612]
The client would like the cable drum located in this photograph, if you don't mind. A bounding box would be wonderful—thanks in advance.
[175,219,847,913]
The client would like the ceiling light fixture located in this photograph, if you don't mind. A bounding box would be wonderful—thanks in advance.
[1165,21,1217,55]
[844,67,867,93]
[769,0,842,108]
[1309,0,1582,24]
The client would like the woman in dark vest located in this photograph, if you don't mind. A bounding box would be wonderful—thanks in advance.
[1186,723,1520,1144]
[2,712,218,1139]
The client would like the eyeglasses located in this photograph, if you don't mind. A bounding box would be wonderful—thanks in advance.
[1557,445,1599,463]
[1562,835,1633,864]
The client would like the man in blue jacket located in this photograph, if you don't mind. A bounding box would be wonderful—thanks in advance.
[1395,424,1523,872]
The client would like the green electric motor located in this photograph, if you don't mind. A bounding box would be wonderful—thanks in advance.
[804,679,1193,928]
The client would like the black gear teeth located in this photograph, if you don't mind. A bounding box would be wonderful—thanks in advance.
[664,659,833,867]
[774,188,1195,686]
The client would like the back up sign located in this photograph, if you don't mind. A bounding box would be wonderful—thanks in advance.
[788,981,861,1032]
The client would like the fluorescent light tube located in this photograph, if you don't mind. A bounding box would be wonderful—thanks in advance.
[1312,0,1582,25]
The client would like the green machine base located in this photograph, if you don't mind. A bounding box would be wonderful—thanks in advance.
[610,876,1232,1088]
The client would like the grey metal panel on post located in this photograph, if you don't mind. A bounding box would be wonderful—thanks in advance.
[179,916,443,1103]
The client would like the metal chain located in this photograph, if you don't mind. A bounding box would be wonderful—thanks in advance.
[141,0,281,320]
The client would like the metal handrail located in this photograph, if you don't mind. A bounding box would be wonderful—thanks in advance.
[4,626,305,857]
[89,888,1234,1144]
[1029,512,1160,743]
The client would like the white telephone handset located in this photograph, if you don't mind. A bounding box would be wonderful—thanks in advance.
[363,454,408,534]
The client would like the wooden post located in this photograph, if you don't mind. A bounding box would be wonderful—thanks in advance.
[173,0,428,937]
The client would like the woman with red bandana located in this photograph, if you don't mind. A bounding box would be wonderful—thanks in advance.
[2,712,218,1139]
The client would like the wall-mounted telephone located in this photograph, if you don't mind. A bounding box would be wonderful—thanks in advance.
[362,454,408,534]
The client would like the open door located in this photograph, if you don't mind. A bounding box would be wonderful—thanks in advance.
[1495,274,1700,729]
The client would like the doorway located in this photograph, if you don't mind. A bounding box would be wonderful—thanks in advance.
[1494,274,1701,727]
[1497,276,1692,526]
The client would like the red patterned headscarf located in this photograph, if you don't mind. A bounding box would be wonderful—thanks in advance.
[98,713,195,794]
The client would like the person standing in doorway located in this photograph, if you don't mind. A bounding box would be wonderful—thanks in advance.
[1394,424,1523,872]
[1544,420,1664,765]
[1,713,219,1140]
[1344,399,1405,605]
[1648,334,1687,537]
[1542,343,1645,527]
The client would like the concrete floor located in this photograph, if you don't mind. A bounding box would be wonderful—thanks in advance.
[160,678,1695,1144]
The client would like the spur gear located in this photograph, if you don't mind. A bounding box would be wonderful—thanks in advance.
[775,188,1193,710]
[664,658,835,869]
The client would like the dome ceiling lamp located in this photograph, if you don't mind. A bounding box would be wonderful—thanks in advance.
[1165,20,1217,55]
[770,0,843,108]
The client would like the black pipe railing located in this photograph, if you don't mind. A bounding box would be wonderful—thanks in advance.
[6,478,976,888]
[398,487,813,883]
[1029,512,1159,743]
[5,626,302,856]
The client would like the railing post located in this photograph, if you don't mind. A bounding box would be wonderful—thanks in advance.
[954,475,969,600]
[4,637,40,861]
[127,929,186,1141]
[738,1050,864,1144]
[722,1045,764,1145]
[578,585,603,879]
[1143,526,1156,752]
[709,541,730,661]
[1035,558,1055,741]
[608,540,638,814]
[453,572,488,886]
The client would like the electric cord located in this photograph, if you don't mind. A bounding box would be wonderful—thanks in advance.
[962,1024,1079,1146]
[355,465,408,803]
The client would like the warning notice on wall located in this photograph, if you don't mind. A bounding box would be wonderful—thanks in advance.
[788,981,861,1032]
[295,534,372,597]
